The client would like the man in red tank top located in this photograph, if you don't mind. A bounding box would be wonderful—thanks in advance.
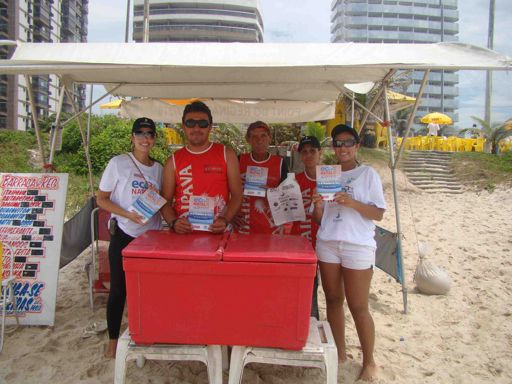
[234,121,288,234]
[161,101,242,234]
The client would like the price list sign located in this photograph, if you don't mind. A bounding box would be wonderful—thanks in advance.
[0,173,68,326]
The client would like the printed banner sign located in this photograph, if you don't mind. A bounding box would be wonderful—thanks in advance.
[0,173,68,326]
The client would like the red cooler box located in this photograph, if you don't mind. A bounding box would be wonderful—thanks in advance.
[122,230,317,350]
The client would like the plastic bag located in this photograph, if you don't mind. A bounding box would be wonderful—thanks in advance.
[267,173,306,226]
[414,242,452,295]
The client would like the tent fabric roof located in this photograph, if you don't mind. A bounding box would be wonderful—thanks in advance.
[1,42,510,102]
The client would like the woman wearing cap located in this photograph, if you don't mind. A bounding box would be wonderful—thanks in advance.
[96,117,163,358]
[312,124,386,381]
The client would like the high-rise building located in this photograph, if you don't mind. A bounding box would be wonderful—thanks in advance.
[0,0,89,131]
[132,0,263,43]
[331,0,459,129]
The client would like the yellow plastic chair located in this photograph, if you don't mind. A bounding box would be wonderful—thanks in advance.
[463,138,476,152]
[434,136,446,151]
[474,138,486,152]
[374,123,388,149]
[454,138,465,152]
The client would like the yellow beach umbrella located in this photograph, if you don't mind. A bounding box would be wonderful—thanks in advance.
[100,99,123,109]
[420,112,453,125]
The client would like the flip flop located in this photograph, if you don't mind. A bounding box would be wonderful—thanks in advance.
[81,320,108,339]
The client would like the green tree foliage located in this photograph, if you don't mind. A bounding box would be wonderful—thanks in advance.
[303,121,327,144]
[270,123,300,145]
[211,123,249,155]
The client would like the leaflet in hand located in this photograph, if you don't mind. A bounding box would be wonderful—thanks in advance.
[129,188,167,223]
[244,166,268,197]
[188,195,215,231]
[316,165,342,201]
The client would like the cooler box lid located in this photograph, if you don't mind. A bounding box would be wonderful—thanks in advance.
[223,233,316,264]
[122,230,223,261]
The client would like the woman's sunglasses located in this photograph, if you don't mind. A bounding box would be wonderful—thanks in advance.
[133,131,156,138]
[333,139,357,148]
[184,119,210,129]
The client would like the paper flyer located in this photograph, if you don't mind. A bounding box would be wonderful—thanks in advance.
[316,165,342,200]
[188,195,215,231]
[244,166,268,197]
[129,188,167,223]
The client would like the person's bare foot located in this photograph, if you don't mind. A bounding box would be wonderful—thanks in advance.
[104,339,118,359]
[357,362,378,382]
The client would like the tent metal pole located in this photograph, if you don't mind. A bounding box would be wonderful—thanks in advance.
[351,92,355,127]
[48,85,66,166]
[394,70,430,165]
[344,92,384,123]
[86,84,93,145]
[383,84,408,314]
[63,86,95,197]
[24,74,46,167]
[61,84,123,127]
[359,69,396,130]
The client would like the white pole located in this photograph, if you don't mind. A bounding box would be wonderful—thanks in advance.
[484,0,495,127]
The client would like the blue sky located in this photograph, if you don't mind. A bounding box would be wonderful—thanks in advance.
[87,0,511,128]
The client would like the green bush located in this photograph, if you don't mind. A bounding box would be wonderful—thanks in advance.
[0,130,38,172]
[54,115,171,175]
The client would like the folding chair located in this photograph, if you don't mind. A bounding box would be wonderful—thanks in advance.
[86,207,111,310]
[1,242,20,353]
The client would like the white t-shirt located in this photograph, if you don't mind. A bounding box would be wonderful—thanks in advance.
[99,153,163,237]
[316,165,386,248]
[427,123,440,136]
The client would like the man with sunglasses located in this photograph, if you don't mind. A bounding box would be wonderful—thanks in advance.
[161,101,242,234]
[234,121,288,235]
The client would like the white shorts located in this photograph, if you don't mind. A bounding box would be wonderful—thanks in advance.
[316,239,375,270]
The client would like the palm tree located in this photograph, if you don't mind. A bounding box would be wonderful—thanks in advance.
[463,116,512,154]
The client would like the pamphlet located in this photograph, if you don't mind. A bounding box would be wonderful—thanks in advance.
[316,165,342,200]
[267,173,306,226]
[188,195,215,231]
[244,166,268,197]
[129,188,167,223]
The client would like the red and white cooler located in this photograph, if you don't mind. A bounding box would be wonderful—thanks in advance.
[122,230,317,350]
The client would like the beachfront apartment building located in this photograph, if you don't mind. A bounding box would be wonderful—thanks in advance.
[132,0,264,43]
[331,0,459,131]
[0,0,88,131]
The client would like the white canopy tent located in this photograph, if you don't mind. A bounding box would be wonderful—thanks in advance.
[1,41,510,313]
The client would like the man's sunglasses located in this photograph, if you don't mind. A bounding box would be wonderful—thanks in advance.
[333,139,357,148]
[133,131,156,138]
[184,119,210,129]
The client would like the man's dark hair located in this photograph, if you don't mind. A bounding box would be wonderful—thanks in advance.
[182,101,213,125]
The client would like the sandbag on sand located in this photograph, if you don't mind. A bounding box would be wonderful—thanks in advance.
[414,242,452,295]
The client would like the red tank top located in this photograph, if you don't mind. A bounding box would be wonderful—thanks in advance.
[290,171,319,247]
[237,153,283,234]
[173,143,228,218]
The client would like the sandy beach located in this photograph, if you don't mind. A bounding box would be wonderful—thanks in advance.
[1,164,511,384]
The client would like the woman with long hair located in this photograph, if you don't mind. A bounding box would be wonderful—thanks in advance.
[96,117,163,358]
